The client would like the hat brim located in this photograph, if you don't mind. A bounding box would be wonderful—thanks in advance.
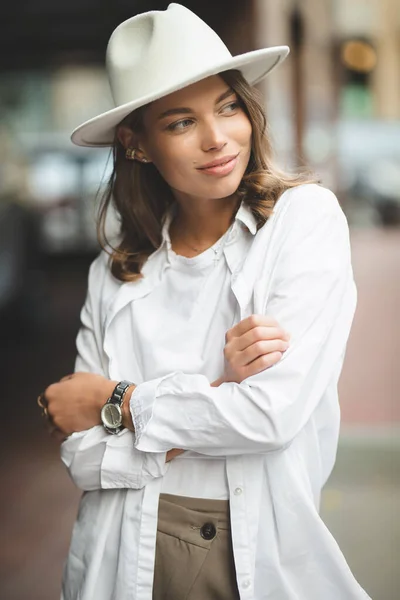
[71,45,289,147]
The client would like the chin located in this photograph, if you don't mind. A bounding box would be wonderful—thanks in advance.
[206,176,243,199]
[171,171,245,202]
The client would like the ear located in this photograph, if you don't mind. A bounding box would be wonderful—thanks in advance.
[117,126,136,150]
[116,125,152,163]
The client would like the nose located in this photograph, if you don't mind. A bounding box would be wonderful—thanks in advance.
[200,118,227,153]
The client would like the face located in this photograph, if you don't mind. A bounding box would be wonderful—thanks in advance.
[120,75,252,204]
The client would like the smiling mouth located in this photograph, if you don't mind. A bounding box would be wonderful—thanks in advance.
[197,154,239,170]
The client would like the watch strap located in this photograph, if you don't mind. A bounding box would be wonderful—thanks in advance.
[102,380,134,434]
[108,380,133,407]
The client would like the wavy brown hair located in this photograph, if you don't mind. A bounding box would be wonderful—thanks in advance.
[98,69,318,282]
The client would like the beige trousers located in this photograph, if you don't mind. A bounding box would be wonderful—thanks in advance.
[152,493,241,600]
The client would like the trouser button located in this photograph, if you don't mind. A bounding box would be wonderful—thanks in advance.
[200,522,217,540]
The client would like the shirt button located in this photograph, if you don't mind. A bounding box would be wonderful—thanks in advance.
[242,579,251,589]
[200,522,216,540]
[234,487,243,495]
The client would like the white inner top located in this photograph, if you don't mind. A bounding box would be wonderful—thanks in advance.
[128,219,238,499]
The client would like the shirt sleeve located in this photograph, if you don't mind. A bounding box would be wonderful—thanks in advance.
[130,187,357,456]
[60,253,168,491]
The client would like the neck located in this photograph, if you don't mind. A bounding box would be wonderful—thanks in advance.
[169,194,240,248]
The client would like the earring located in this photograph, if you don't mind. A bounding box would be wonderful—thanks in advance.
[125,147,136,160]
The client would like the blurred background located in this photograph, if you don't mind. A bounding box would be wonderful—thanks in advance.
[0,0,398,599]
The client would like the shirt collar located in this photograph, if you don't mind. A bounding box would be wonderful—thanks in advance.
[160,200,257,248]
[109,201,257,331]
[234,200,258,235]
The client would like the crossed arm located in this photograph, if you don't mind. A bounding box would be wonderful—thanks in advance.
[44,188,356,490]
[45,314,290,465]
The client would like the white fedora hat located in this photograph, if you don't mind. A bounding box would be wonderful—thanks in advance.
[71,3,289,147]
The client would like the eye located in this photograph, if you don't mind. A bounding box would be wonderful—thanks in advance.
[166,118,194,132]
[221,101,240,114]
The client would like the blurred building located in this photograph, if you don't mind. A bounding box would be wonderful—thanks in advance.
[0,0,399,321]
[0,4,398,600]
[256,0,400,218]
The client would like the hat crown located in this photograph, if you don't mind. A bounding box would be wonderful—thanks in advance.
[71,2,289,146]
[107,3,232,106]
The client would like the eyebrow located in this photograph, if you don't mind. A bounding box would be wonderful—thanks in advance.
[157,87,235,120]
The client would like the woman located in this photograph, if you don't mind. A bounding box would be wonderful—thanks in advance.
[40,4,371,600]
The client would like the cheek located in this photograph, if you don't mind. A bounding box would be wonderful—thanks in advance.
[235,116,252,150]
[147,138,196,186]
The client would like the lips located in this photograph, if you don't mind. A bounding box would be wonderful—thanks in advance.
[197,154,238,170]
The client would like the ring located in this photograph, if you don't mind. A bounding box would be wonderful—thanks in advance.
[37,392,47,409]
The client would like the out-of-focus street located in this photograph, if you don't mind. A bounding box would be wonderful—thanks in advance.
[339,228,399,426]
[0,228,398,600]
[0,0,399,599]
[321,228,399,600]
[322,435,398,600]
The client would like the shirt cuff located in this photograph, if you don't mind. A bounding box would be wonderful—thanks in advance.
[130,372,183,448]
[100,431,145,489]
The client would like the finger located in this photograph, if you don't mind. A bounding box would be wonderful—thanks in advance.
[42,412,55,434]
[59,374,75,382]
[46,413,68,436]
[44,409,55,429]
[242,339,289,365]
[234,326,290,352]
[166,449,185,462]
[38,402,50,420]
[50,428,67,443]
[242,351,284,379]
[225,314,281,342]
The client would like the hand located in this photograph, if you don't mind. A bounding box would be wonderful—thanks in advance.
[221,314,290,384]
[44,372,116,436]
[169,315,290,462]
[166,448,186,462]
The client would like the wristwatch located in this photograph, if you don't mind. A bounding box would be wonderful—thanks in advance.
[101,380,134,434]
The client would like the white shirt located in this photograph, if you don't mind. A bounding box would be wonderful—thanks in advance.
[150,212,234,499]
[60,184,371,600]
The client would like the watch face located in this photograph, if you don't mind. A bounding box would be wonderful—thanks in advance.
[101,403,122,429]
